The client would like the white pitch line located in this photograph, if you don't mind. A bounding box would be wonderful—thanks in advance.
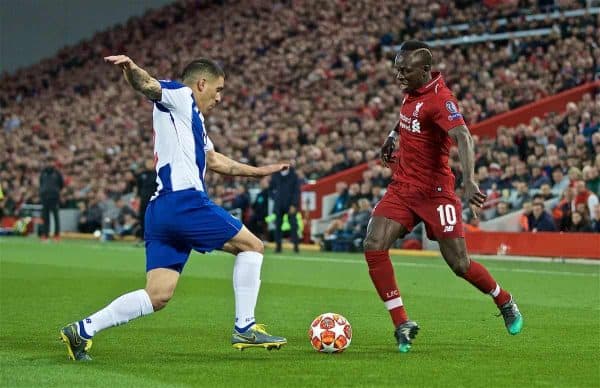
[3,239,598,278]
[268,254,599,278]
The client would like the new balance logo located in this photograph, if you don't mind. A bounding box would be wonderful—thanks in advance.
[443,225,454,232]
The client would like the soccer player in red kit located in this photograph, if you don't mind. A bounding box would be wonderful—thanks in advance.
[364,40,523,353]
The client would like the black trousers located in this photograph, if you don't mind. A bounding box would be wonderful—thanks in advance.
[274,206,299,251]
[41,198,60,237]
[139,196,151,239]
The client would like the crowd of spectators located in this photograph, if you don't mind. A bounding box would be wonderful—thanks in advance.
[321,93,599,250]
[0,0,599,240]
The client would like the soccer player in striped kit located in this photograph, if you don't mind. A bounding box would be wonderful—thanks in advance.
[60,55,287,360]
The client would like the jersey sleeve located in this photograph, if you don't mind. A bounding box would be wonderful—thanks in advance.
[155,80,191,111]
[205,133,215,151]
[431,95,466,132]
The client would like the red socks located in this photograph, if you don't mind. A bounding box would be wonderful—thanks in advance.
[462,260,511,306]
[365,250,408,327]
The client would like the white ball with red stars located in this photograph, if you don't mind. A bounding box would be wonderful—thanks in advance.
[308,313,352,353]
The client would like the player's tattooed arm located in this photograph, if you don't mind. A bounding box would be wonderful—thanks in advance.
[104,55,162,100]
[449,125,487,216]
[207,151,289,177]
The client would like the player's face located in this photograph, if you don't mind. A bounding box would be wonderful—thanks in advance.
[394,53,426,91]
[197,76,224,113]
[206,76,224,111]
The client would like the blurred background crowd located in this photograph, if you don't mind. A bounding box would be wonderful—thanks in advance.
[0,0,598,247]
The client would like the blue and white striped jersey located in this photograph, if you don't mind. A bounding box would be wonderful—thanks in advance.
[151,80,214,200]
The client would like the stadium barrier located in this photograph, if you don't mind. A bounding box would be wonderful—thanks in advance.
[464,231,600,259]
[470,81,600,138]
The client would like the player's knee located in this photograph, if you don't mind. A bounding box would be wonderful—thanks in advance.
[146,288,174,311]
[363,235,383,251]
[252,240,264,254]
[450,259,470,277]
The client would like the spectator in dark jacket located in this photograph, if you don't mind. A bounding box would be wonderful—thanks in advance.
[330,181,349,214]
[528,203,557,232]
[39,158,64,240]
[136,159,157,240]
[249,177,270,241]
[269,166,301,252]
[568,211,593,233]
[529,166,551,189]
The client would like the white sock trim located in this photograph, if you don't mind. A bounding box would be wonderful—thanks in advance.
[385,297,404,310]
[490,284,501,298]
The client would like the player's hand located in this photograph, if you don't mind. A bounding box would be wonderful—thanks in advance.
[380,136,396,167]
[104,55,136,70]
[464,180,487,218]
[258,163,290,176]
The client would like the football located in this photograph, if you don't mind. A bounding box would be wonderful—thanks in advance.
[308,313,352,353]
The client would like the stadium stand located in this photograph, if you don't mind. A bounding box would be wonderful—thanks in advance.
[0,0,598,250]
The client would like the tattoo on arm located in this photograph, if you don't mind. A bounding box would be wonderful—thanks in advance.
[125,65,161,100]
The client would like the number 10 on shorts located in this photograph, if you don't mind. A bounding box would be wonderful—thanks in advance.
[436,204,457,227]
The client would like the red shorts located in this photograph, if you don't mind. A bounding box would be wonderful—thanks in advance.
[372,182,464,240]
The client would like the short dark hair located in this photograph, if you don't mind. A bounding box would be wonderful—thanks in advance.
[532,194,545,202]
[398,40,431,52]
[396,40,433,68]
[181,59,225,83]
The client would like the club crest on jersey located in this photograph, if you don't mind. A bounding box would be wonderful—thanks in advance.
[413,102,424,117]
[445,100,463,121]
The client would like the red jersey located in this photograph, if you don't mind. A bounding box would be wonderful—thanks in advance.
[392,72,466,191]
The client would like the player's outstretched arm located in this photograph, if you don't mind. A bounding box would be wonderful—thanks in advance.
[449,125,487,218]
[206,150,289,177]
[104,55,161,101]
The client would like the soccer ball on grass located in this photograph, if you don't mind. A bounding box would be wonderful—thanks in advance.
[308,312,352,353]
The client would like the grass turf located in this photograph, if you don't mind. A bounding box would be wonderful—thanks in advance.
[0,237,598,387]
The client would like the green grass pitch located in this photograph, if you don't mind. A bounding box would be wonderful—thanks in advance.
[1,238,598,387]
